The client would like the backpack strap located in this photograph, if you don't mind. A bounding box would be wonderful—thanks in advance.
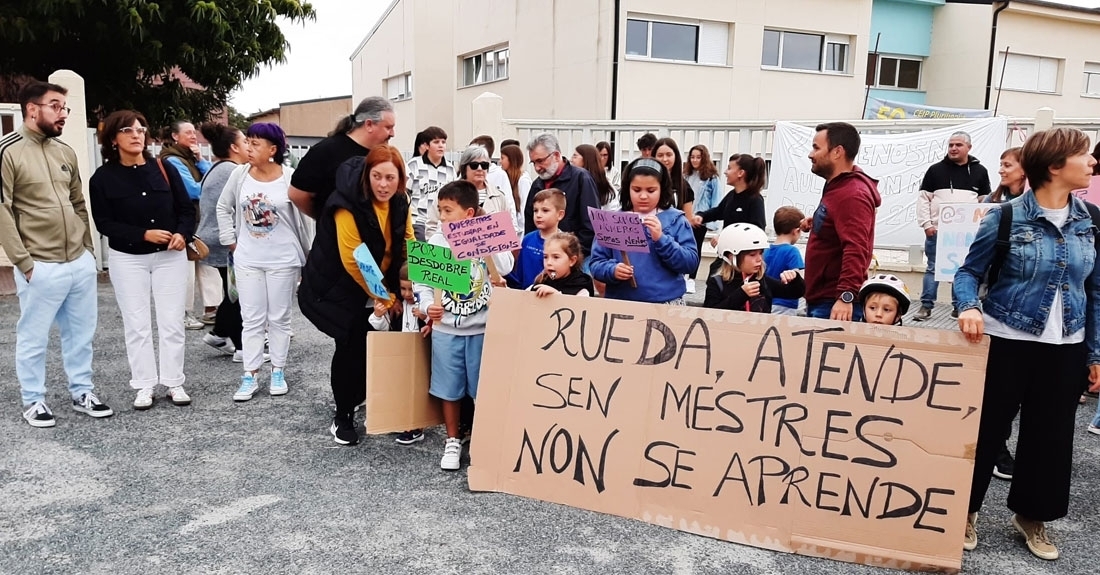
[986,202,1013,289]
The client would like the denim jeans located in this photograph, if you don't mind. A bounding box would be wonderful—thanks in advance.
[806,300,864,322]
[12,250,98,406]
[922,233,957,310]
[109,248,188,389]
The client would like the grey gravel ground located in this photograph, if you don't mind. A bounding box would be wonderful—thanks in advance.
[1,282,1098,575]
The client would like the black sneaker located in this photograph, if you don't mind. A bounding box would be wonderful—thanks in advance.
[330,412,359,446]
[914,307,932,321]
[993,445,1014,481]
[395,429,424,445]
[72,393,114,418]
[22,401,56,428]
[951,309,959,319]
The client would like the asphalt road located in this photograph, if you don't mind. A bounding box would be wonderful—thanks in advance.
[1,283,1097,574]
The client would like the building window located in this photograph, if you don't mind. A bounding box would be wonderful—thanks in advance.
[867,55,922,90]
[762,29,849,74]
[625,16,728,65]
[996,52,1059,94]
[386,73,412,101]
[1084,62,1100,96]
[461,47,509,88]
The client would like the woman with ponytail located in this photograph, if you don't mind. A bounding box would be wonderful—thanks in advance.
[692,154,768,276]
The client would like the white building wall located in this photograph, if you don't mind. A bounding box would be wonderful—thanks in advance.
[991,4,1100,118]
[923,3,992,111]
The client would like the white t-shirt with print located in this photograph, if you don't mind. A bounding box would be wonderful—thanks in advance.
[234,174,306,269]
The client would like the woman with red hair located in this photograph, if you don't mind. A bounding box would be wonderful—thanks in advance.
[298,145,414,446]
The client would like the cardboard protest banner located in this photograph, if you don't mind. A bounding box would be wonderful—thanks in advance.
[407,239,471,293]
[353,243,390,301]
[365,332,443,434]
[443,211,521,260]
[934,203,993,282]
[1072,175,1100,205]
[588,206,650,253]
[470,290,988,572]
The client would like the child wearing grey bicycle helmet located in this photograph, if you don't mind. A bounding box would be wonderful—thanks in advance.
[859,274,912,325]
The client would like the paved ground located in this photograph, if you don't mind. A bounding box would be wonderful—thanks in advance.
[2,282,1098,575]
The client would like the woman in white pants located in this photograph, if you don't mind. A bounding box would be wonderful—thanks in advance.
[89,110,195,409]
[217,123,309,401]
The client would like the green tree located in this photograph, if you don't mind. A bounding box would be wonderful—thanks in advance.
[0,0,315,129]
[226,105,250,131]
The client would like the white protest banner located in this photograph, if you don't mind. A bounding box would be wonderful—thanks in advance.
[934,204,994,282]
[470,290,988,572]
[767,118,1007,247]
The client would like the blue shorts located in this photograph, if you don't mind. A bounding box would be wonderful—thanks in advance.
[429,331,485,401]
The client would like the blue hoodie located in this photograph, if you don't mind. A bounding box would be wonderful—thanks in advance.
[590,208,699,303]
[505,230,545,289]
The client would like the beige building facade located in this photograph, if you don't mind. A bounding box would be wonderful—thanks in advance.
[352,0,874,152]
[350,0,1099,153]
[246,95,352,146]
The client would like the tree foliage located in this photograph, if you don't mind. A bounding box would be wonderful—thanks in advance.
[0,1,315,129]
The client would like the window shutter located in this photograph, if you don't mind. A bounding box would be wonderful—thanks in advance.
[1038,58,1058,93]
[698,22,728,65]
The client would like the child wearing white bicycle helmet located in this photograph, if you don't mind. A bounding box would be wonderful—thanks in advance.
[858,274,912,325]
[703,223,804,313]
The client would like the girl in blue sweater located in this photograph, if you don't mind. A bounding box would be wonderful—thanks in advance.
[590,158,700,304]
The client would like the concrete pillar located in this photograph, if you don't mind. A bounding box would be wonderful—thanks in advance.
[471,92,508,157]
[1033,107,1055,132]
[49,70,102,270]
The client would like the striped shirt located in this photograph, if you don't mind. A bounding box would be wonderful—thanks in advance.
[406,154,455,233]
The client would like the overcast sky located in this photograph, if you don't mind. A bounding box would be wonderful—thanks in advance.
[229,0,388,114]
[230,0,1100,114]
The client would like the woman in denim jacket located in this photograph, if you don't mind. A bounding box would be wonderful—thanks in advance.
[953,128,1100,561]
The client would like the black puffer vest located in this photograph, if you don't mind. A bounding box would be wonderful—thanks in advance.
[298,156,409,339]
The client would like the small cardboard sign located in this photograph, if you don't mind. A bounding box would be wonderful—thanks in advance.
[469,290,988,572]
[443,211,521,260]
[407,239,471,293]
[1072,175,1100,205]
[934,203,993,282]
[353,244,390,301]
[365,332,443,434]
[588,207,650,253]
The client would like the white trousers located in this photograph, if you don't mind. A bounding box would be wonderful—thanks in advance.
[235,264,298,372]
[186,261,224,312]
[109,249,188,389]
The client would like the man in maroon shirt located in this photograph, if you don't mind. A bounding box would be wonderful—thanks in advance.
[800,122,881,321]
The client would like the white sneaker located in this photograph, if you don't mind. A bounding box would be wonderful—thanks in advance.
[202,333,236,356]
[440,437,462,471]
[22,401,56,428]
[1087,424,1100,436]
[167,386,191,406]
[234,373,259,402]
[232,350,271,363]
[133,388,155,410]
[184,314,204,330]
[685,276,696,294]
[269,368,288,396]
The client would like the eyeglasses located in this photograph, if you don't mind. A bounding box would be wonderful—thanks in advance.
[118,127,148,135]
[466,161,491,171]
[530,153,555,166]
[35,102,71,115]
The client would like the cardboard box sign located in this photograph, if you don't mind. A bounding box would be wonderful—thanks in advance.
[469,291,988,573]
[364,332,443,434]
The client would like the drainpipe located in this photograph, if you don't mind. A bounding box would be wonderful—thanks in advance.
[609,0,621,155]
[984,1,1010,109]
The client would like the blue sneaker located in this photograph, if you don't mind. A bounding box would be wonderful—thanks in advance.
[269,368,288,396]
[234,373,259,402]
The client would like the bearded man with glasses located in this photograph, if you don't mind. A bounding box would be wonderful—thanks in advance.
[522,133,600,256]
[0,80,113,428]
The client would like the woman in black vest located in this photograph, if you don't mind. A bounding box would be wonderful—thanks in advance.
[299,145,412,447]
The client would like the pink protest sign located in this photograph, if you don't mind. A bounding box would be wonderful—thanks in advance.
[442,210,521,260]
[1072,176,1100,205]
[588,206,650,253]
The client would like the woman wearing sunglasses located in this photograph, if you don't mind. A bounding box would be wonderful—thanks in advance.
[426,145,516,238]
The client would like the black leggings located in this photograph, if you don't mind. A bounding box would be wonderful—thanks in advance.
[211,266,243,348]
[331,322,369,415]
[690,225,707,280]
[969,336,1085,521]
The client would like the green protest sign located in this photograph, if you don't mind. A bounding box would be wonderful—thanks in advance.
[407,240,471,293]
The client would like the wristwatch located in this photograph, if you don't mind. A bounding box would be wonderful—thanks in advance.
[839,291,855,304]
